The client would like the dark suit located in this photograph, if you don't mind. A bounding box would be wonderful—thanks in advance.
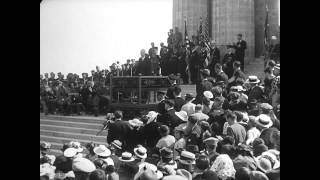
[209,47,221,76]
[166,84,178,100]
[222,53,236,78]
[215,71,229,86]
[196,78,213,103]
[227,123,246,145]
[234,40,247,71]
[174,97,186,111]
[156,100,166,115]
[107,120,131,149]
[158,108,184,133]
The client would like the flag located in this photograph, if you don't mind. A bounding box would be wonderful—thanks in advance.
[203,16,210,43]
[264,4,269,52]
[184,18,189,45]
[198,17,203,42]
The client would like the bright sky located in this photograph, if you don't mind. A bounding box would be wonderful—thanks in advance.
[40,0,172,75]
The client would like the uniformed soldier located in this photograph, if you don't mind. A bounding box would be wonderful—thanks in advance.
[202,137,220,165]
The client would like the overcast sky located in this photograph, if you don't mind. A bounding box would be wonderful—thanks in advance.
[40,0,172,75]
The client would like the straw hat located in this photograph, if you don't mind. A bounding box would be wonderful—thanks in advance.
[93,145,111,157]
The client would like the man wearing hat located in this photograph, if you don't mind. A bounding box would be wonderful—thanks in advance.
[203,137,220,164]
[232,33,247,71]
[173,125,187,160]
[181,93,196,116]
[93,145,114,167]
[133,145,148,166]
[141,111,161,150]
[157,99,184,132]
[245,75,265,103]
[157,147,177,175]
[193,155,211,179]
[72,157,96,179]
[107,110,131,149]
[118,152,139,180]
[178,150,196,173]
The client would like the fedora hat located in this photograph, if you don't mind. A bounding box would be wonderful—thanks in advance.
[69,141,83,153]
[134,146,148,159]
[185,93,195,100]
[119,152,135,162]
[175,111,188,122]
[203,91,213,99]
[257,151,280,169]
[180,151,196,165]
[255,114,273,129]
[245,76,260,84]
[64,148,77,158]
[111,140,122,150]
[93,145,111,157]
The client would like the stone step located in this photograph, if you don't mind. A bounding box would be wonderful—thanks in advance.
[40,135,108,146]
[40,124,108,136]
[40,114,107,124]
[40,119,104,130]
[40,130,107,142]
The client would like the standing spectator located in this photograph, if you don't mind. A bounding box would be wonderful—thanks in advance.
[173,125,187,160]
[107,110,131,149]
[226,111,247,145]
[232,34,247,71]
[156,125,176,150]
[203,137,220,165]
[214,63,228,86]
[173,86,186,111]
[158,99,184,131]
[222,46,236,78]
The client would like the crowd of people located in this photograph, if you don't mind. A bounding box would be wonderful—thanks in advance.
[40,53,280,180]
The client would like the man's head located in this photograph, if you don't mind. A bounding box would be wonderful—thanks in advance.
[91,70,95,76]
[159,125,170,137]
[210,39,216,48]
[151,42,155,47]
[96,66,100,72]
[226,111,237,125]
[50,72,55,78]
[157,91,166,101]
[195,104,203,113]
[237,33,243,41]
[164,99,175,110]
[140,49,146,57]
[160,42,164,47]
[233,61,241,70]
[214,63,223,74]
[114,110,123,120]
[173,86,182,98]
[174,27,179,33]
[40,74,43,79]
[44,73,49,78]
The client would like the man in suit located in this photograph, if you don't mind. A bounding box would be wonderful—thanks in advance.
[156,91,167,115]
[166,74,178,99]
[208,40,221,77]
[173,86,185,111]
[233,34,247,71]
[222,45,236,78]
[157,99,184,133]
[228,61,246,88]
[107,111,131,150]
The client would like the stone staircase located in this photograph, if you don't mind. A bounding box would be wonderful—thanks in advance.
[40,114,108,156]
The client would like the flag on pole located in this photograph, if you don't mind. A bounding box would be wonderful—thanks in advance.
[184,18,189,45]
[203,16,210,43]
[198,17,203,42]
[264,3,269,52]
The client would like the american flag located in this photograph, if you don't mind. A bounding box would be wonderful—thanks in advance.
[198,16,210,44]
[264,4,269,51]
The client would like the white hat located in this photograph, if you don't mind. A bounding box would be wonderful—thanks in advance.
[102,157,115,166]
[203,91,213,99]
[69,141,83,153]
[245,76,260,84]
[138,163,163,180]
[255,114,273,128]
[146,111,159,124]
[271,36,277,40]
[119,152,135,162]
[72,157,96,173]
[93,145,111,157]
[134,146,148,159]
[64,148,77,158]
[129,118,144,127]
[230,85,246,92]
[175,111,188,122]
[257,151,280,169]
[180,151,196,163]
[40,163,56,179]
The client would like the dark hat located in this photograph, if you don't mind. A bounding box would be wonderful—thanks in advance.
[160,147,173,159]
[201,170,219,180]
[188,114,201,124]
[200,69,210,76]
[111,140,122,150]
[184,93,195,99]
[196,155,210,170]
[186,145,199,154]
[237,33,243,37]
